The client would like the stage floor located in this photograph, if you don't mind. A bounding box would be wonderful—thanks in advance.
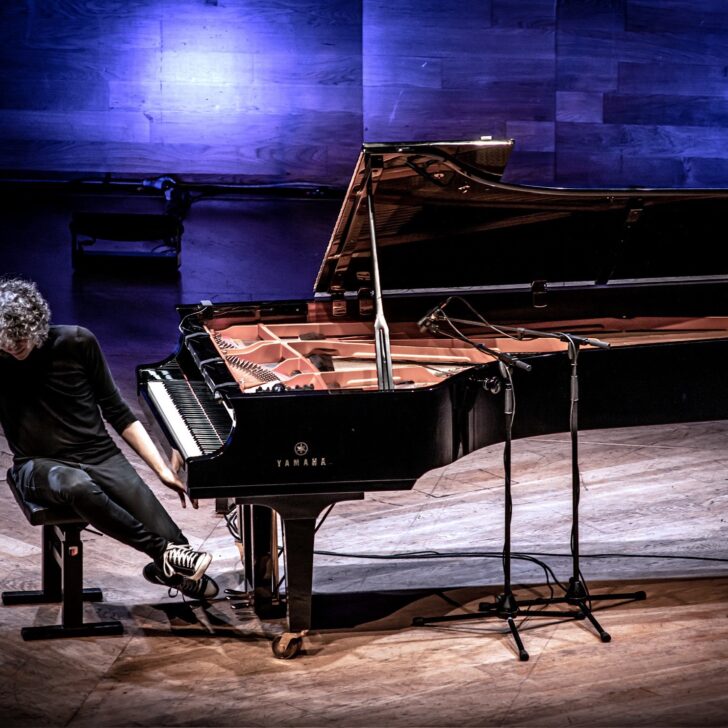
[1,414,727,727]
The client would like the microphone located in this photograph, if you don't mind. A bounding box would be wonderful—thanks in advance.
[418,298,451,333]
[582,337,610,350]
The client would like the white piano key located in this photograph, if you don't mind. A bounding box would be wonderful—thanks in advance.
[146,381,203,458]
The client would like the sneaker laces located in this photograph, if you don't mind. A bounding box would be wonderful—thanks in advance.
[163,544,196,579]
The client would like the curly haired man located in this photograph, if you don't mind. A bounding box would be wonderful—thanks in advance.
[0,277,218,600]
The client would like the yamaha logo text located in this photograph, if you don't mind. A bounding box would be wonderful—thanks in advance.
[276,442,329,468]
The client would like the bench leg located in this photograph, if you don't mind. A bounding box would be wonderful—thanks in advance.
[19,621,124,640]
[2,524,123,640]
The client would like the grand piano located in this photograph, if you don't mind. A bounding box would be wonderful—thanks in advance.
[137,139,728,657]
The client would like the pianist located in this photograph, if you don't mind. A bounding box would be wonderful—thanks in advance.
[0,276,218,601]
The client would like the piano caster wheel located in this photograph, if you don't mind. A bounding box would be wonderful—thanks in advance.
[271,634,303,659]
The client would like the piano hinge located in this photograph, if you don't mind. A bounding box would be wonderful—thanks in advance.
[596,200,644,285]
[626,206,643,225]
[357,287,373,317]
[531,279,548,309]
[331,297,348,317]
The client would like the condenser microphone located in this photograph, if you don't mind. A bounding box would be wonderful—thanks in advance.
[417,298,451,333]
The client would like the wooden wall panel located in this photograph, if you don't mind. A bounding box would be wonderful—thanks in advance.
[0,140,342,181]
[161,1,361,55]
[364,86,553,140]
[363,0,556,182]
[626,0,728,34]
[0,111,150,144]
[555,121,728,186]
[617,62,728,96]
[604,95,728,126]
[0,0,362,184]
[2,1,728,186]
[553,0,728,186]
[0,81,110,112]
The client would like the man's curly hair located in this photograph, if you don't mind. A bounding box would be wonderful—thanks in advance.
[0,277,51,351]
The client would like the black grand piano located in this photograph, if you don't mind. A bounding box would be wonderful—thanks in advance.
[137,139,728,657]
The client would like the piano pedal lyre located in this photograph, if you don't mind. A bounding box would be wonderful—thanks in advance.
[225,588,255,613]
[226,503,283,619]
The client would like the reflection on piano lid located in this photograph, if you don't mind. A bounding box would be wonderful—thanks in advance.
[316,140,728,296]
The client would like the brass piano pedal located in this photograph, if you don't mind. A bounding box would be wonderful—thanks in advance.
[225,588,254,609]
[226,599,254,608]
[224,587,251,597]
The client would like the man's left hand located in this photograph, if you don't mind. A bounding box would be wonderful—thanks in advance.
[158,466,198,509]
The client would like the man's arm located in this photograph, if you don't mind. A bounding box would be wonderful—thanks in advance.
[121,420,198,509]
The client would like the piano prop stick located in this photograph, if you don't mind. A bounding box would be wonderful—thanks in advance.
[414,303,645,660]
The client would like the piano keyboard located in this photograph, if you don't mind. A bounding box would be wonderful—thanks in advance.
[146,380,233,459]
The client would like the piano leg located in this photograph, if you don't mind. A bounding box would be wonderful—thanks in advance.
[234,492,364,659]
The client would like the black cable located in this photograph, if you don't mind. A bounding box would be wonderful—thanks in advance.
[224,507,241,541]
[313,548,566,593]
[313,547,728,565]
[314,547,728,567]
[446,295,522,342]
[526,551,728,564]
[311,546,728,610]
[315,503,336,534]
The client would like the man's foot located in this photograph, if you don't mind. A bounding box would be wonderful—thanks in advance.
[143,562,219,601]
[179,573,219,601]
[160,543,212,581]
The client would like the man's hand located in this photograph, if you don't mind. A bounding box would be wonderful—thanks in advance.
[158,464,198,509]
[120,421,199,509]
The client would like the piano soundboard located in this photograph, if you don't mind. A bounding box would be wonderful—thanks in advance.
[204,316,728,395]
[207,320,513,393]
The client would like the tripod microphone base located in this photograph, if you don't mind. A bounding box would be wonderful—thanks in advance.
[414,591,583,661]
[524,578,647,643]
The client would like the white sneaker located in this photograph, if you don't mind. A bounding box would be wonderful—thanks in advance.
[161,543,212,581]
[143,562,219,601]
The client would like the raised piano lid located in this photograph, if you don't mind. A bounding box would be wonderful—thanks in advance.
[314,139,728,302]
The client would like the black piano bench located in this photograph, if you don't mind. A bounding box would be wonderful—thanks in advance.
[1,470,124,640]
[69,211,183,269]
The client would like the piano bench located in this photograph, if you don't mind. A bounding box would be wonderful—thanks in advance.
[2,470,124,640]
[69,211,183,270]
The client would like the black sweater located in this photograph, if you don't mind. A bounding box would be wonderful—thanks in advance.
[0,325,137,465]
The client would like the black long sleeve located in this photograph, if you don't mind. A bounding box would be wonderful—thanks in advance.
[0,325,137,465]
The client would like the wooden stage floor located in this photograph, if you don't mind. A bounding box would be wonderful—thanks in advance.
[1,412,727,727]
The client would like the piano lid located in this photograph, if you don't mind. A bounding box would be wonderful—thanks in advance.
[314,140,728,297]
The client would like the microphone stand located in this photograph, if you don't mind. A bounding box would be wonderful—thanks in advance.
[413,320,580,661]
[447,319,647,641]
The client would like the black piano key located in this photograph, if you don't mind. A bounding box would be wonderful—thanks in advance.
[161,380,233,454]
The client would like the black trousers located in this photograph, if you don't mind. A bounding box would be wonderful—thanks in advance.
[13,453,186,562]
